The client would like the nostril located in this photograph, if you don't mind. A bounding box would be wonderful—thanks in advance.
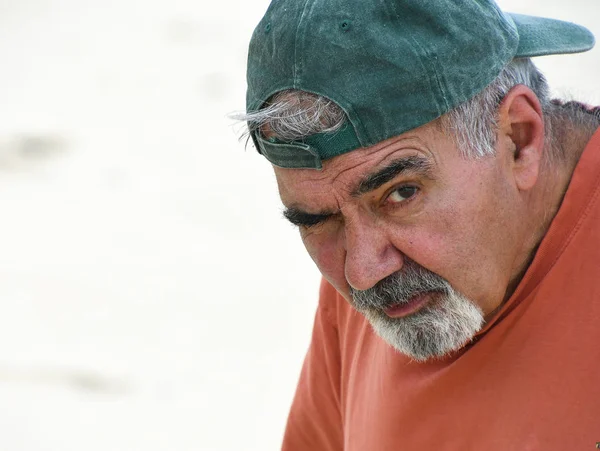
[344,242,405,292]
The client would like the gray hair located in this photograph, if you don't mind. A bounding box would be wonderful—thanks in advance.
[236,58,596,160]
[440,58,550,158]
[241,91,345,142]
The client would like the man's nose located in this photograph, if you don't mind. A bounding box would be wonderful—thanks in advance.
[343,214,404,291]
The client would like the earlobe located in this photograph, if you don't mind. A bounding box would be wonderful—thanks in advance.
[497,85,545,192]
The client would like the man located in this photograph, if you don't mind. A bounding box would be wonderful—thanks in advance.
[236,0,600,449]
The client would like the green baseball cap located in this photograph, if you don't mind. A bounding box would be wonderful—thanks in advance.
[246,0,595,170]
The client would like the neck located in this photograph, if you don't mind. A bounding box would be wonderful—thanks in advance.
[503,120,597,302]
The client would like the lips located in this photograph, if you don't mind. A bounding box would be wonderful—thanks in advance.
[383,292,436,318]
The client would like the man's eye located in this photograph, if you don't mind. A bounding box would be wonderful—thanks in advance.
[387,185,419,204]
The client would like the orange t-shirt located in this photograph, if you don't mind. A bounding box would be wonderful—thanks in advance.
[282,128,600,450]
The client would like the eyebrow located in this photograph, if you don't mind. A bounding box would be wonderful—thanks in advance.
[352,155,432,196]
[282,155,433,227]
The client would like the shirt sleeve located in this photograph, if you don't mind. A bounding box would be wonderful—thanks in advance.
[281,279,344,451]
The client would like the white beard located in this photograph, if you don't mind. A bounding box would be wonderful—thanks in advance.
[350,259,485,361]
[363,289,484,361]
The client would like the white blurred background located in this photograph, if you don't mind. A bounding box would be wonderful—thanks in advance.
[0,0,597,450]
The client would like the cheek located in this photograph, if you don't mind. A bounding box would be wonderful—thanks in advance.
[389,217,493,308]
[395,177,517,306]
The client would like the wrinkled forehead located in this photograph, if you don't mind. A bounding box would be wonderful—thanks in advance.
[272,123,445,204]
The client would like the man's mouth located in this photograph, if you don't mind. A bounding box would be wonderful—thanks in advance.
[383,292,437,318]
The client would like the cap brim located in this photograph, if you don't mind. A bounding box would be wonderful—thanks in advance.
[508,13,595,58]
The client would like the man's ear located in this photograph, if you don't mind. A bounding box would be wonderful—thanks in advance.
[496,85,545,192]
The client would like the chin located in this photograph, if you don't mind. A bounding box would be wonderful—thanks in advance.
[363,293,485,361]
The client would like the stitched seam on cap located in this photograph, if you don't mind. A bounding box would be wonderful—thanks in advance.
[490,3,517,37]
[385,0,445,129]
[428,50,449,113]
[409,36,447,115]
[384,0,401,21]
[294,0,313,86]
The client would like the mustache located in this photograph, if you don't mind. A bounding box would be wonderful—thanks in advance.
[349,259,450,311]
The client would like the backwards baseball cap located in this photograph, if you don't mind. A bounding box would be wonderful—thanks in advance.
[246,0,595,170]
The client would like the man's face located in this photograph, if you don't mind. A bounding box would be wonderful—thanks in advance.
[274,120,532,360]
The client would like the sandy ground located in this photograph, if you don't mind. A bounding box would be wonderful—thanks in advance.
[0,0,597,450]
